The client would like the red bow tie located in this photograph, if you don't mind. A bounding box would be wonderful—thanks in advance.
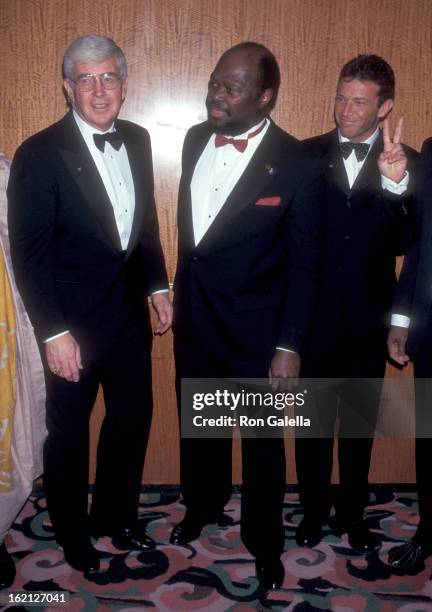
[214,122,266,153]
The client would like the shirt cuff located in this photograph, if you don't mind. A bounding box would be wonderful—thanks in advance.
[391,314,410,328]
[275,346,296,353]
[44,330,70,343]
[151,289,169,295]
[381,171,409,194]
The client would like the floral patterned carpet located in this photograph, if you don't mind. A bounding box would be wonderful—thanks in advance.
[2,486,432,611]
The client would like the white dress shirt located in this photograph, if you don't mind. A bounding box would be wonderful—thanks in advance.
[73,110,135,250]
[191,119,269,245]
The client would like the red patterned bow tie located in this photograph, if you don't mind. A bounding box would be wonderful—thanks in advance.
[214,121,266,153]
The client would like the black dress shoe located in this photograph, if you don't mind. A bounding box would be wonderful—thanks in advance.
[0,544,16,589]
[111,527,156,551]
[343,521,381,553]
[63,541,100,573]
[170,516,208,545]
[255,557,284,590]
[388,540,432,572]
[296,518,323,548]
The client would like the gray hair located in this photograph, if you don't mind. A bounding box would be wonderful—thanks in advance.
[63,35,127,79]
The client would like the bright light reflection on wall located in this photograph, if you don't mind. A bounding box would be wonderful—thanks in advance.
[136,102,206,168]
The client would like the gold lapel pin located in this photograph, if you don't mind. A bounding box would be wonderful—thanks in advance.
[265,164,276,175]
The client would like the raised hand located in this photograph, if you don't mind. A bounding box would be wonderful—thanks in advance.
[378,117,407,183]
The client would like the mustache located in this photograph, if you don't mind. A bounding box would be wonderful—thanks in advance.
[206,101,231,115]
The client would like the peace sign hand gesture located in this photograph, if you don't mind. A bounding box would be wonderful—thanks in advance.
[378,117,407,183]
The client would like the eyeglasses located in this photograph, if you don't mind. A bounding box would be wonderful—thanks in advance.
[70,72,123,92]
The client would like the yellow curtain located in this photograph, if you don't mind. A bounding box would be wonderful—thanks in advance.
[0,245,16,491]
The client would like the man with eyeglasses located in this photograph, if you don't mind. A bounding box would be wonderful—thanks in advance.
[7,35,171,573]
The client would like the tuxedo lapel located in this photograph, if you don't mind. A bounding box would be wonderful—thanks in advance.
[179,124,213,251]
[195,122,283,253]
[121,122,154,257]
[183,126,213,187]
[327,131,350,195]
[58,114,123,252]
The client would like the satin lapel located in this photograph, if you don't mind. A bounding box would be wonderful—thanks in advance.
[58,114,123,252]
[196,122,282,253]
[327,131,350,195]
[350,132,382,195]
[181,124,213,251]
[123,125,153,257]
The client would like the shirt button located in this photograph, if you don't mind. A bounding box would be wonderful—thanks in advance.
[344,235,351,240]
[192,255,199,262]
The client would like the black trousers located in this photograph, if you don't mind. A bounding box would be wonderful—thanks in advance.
[42,316,153,546]
[295,325,387,523]
[411,322,432,544]
[174,335,286,560]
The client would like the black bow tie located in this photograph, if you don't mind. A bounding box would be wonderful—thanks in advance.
[340,141,370,162]
[93,132,123,153]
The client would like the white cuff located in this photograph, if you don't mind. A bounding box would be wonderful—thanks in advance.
[391,314,410,328]
[381,171,409,194]
[275,346,296,353]
[44,330,70,343]
[151,289,169,295]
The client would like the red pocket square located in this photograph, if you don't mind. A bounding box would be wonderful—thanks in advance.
[255,196,281,207]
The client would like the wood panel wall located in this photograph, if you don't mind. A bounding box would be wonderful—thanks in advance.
[1,0,431,484]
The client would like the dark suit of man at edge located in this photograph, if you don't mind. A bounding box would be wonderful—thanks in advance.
[7,35,172,574]
[295,55,417,554]
[388,137,432,573]
[170,42,324,590]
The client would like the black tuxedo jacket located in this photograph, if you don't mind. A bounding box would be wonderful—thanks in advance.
[7,112,168,358]
[393,138,432,353]
[302,129,417,357]
[173,120,324,365]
